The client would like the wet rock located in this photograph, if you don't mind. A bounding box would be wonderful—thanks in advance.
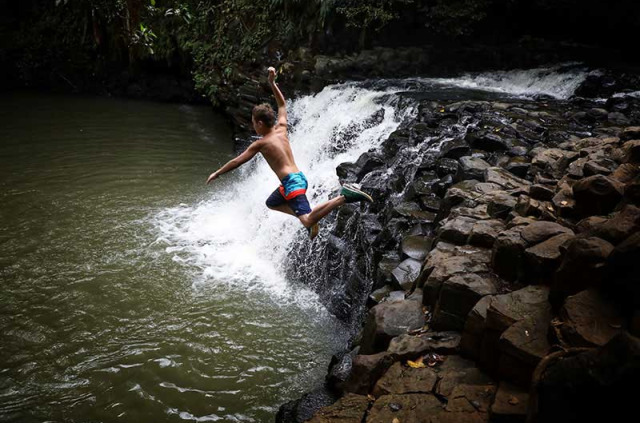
[499,307,552,386]
[432,273,497,331]
[491,225,529,282]
[372,362,438,396]
[361,300,426,354]
[276,388,340,423]
[468,131,510,151]
[469,219,505,247]
[480,286,550,373]
[560,289,625,347]
[461,296,493,359]
[410,172,439,196]
[592,204,640,244]
[393,202,437,222]
[536,332,640,423]
[366,394,443,423]
[551,182,576,217]
[376,255,402,287]
[489,381,529,423]
[446,384,496,414]
[440,137,470,159]
[401,235,432,261]
[575,216,609,233]
[484,167,531,190]
[388,332,461,358]
[438,216,477,245]
[573,175,624,216]
[505,157,531,179]
[523,232,575,283]
[529,184,554,201]
[552,237,615,303]
[530,147,579,177]
[611,163,639,183]
[306,394,370,423]
[342,352,396,394]
[486,191,518,219]
[514,195,556,219]
[622,140,640,163]
[369,285,394,306]
[459,156,491,180]
[521,221,573,244]
[435,355,495,398]
[584,159,615,176]
[391,258,423,290]
[492,221,571,282]
[437,157,460,177]
[420,243,491,305]
[620,126,640,141]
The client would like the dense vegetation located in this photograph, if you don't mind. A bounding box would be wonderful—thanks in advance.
[2,0,639,103]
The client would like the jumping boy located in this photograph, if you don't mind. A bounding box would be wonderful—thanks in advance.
[206,66,373,239]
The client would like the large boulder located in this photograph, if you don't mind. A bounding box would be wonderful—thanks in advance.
[305,394,370,423]
[592,204,640,244]
[484,167,531,191]
[432,273,498,331]
[372,362,438,397]
[401,235,432,261]
[559,289,625,347]
[499,307,552,386]
[572,175,624,216]
[459,156,491,180]
[480,286,551,374]
[388,332,461,359]
[342,352,397,394]
[523,232,575,284]
[366,394,444,423]
[360,300,426,354]
[391,258,422,290]
[552,236,615,304]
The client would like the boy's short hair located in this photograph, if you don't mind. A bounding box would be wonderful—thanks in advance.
[252,103,275,128]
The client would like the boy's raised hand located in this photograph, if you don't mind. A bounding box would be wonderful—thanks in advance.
[268,66,276,84]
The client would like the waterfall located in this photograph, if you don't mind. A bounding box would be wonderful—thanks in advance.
[152,84,413,309]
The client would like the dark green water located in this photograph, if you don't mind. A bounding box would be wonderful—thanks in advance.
[0,92,345,422]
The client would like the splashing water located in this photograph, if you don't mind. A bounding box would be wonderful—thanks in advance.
[152,84,414,305]
[405,63,590,100]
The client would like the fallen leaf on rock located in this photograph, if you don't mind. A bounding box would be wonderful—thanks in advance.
[367,394,375,402]
[392,418,400,423]
[561,200,568,206]
[407,357,426,368]
[508,396,520,405]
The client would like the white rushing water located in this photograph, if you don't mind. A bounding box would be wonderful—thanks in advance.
[410,63,590,100]
[153,65,588,306]
[153,84,413,305]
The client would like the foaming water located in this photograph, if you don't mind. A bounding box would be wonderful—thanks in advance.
[153,84,414,303]
[403,63,589,99]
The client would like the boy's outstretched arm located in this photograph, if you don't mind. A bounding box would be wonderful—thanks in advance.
[206,142,261,184]
[268,66,287,127]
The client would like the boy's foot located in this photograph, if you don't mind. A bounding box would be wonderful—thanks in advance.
[340,184,373,203]
[307,223,319,240]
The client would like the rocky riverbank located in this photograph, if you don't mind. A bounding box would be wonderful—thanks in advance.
[277,76,640,422]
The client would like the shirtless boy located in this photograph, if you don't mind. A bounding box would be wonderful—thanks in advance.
[206,66,373,239]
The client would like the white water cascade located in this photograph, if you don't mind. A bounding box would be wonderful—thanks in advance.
[153,84,414,306]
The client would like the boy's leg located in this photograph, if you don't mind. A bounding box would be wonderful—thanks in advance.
[298,196,346,228]
[268,203,297,217]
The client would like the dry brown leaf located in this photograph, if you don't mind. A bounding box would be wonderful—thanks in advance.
[407,356,426,368]
[392,418,400,423]
[508,396,520,405]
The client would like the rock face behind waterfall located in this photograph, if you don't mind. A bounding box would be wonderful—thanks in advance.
[278,75,640,422]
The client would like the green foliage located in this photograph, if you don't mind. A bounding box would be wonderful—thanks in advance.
[423,0,491,37]
[336,0,412,31]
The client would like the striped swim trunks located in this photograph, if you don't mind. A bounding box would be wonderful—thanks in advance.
[265,172,312,216]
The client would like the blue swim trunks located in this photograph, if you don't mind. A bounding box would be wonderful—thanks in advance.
[265,172,312,216]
